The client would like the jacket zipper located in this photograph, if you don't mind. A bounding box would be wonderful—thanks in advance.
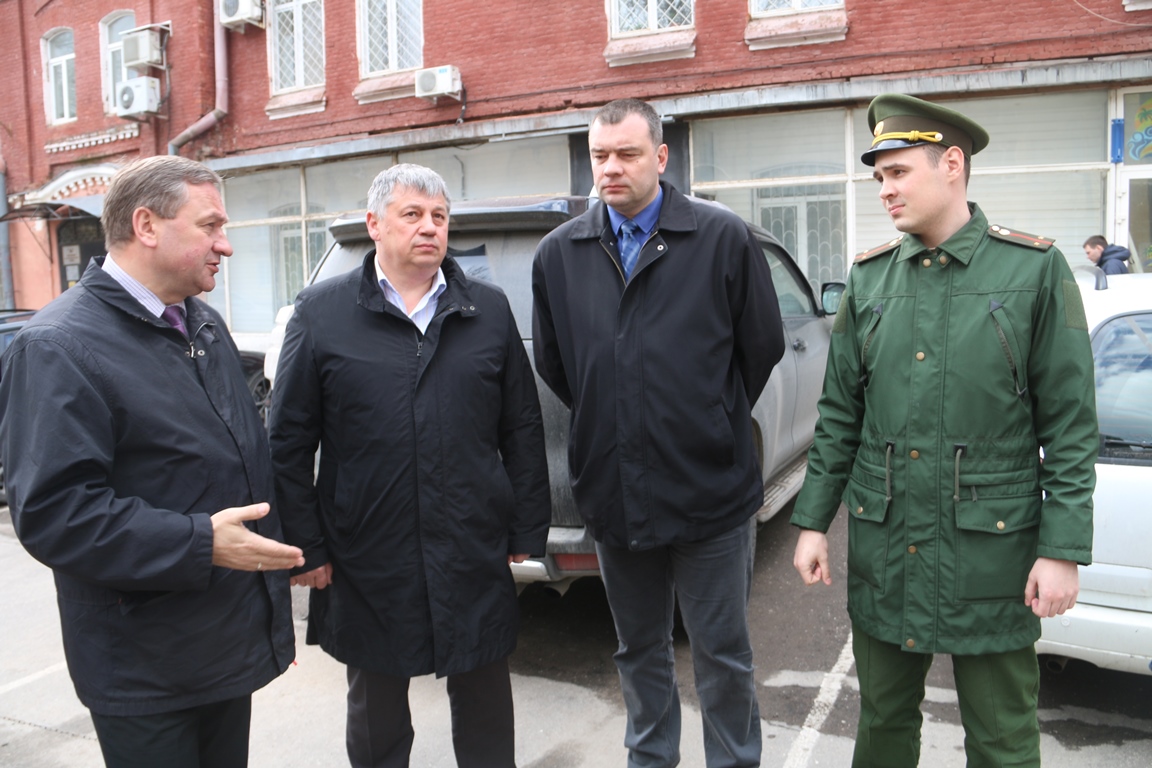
[859,303,884,386]
[988,301,1027,399]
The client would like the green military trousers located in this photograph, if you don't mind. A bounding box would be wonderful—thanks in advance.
[851,624,1041,768]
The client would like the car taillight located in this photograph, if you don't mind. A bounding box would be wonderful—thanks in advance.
[554,553,600,572]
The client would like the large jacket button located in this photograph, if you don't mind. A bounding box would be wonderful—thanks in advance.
[922,258,932,268]
[906,639,916,648]
[909,450,920,459]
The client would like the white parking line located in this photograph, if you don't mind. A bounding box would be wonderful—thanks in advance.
[781,630,855,768]
[0,661,68,697]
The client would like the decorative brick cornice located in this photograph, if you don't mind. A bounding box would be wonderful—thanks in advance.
[44,123,140,154]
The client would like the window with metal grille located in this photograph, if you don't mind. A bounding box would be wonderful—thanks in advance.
[359,0,422,76]
[612,0,693,35]
[45,29,76,123]
[752,0,842,13]
[270,0,325,92]
[102,12,137,114]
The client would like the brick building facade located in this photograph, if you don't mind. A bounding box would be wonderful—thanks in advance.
[3,0,1152,353]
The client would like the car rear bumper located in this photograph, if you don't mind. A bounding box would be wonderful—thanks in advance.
[1036,602,1152,676]
[510,525,600,584]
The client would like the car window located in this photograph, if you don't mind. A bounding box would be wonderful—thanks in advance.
[760,242,813,317]
[1092,311,1152,465]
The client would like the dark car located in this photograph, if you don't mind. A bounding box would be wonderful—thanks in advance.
[264,196,841,590]
[0,308,39,506]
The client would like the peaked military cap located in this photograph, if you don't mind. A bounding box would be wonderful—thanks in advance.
[861,93,990,166]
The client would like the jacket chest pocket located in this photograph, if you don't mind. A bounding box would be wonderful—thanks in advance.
[987,301,1029,402]
[843,455,892,591]
[953,470,1041,602]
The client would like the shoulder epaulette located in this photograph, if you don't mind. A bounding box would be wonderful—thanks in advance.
[854,236,903,264]
[987,224,1054,251]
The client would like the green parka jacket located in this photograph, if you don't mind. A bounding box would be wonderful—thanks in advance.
[791,203,1096,655]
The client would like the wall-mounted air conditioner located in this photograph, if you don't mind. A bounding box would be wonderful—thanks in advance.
[220,0,264,30]
[116,76,161,118]
[415,65,462,101]
[122,29,163,69]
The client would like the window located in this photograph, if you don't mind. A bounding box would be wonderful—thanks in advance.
[217,136,569,333]
[1092,312,1152,463]
[745,0,846,51]
[359,0,422,76]
[270,0,325,92]
[102,12,137,114]
[612,0,693,35]
[44,29,76,124]
[604,0,696,67]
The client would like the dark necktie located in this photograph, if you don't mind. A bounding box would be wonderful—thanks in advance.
[619,220,642,280]
[162,305,188,339]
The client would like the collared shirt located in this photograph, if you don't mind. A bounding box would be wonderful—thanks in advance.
[606,186,663,248]
[102,253,186,323]
[374,255,447,335]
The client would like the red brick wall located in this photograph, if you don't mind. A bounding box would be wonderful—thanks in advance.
[3,0,1151,190]
[0,0,215,194]
[211,0,1152,157]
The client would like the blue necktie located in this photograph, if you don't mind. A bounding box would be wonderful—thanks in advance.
[619,220,641,280]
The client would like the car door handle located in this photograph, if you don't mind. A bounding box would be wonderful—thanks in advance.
[792,338,807,352]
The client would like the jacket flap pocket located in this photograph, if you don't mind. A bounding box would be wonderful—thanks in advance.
[955,494,1040,534]
[843,477,889,523]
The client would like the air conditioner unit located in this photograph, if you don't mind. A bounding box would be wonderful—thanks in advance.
[220,0,264,30]
[116,76,161,118]
[415,65,462,101]
[122,29,163,69]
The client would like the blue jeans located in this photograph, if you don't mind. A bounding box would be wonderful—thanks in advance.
[596,518,761,768]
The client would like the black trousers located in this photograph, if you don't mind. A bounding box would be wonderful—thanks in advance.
[346,656,516,768]
[89,695,252,768]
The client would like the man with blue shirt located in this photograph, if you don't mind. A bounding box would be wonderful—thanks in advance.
[532,99,785,768]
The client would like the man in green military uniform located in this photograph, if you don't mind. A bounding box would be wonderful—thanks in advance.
[791,94,1097,767]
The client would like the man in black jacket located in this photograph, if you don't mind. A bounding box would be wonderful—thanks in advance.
[269,163,550,768]
[1082,234,1131,275]
[532,99,785,767]
[0,155,303,768]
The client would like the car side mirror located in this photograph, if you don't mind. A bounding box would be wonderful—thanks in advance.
[821,282,846,315]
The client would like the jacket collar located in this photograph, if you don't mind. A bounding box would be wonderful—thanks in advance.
[355,249,480,319]
[81,257,215,334]
[894,202,986,267]
[568,181,698,241]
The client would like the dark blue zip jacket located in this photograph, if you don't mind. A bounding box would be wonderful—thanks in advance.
[0,260,295,716]
[531,183,785,550]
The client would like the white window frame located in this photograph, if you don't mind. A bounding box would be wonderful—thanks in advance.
[43,28,77,125]
[609,0,694,38]
[268,0,326,94]
[357,0,422,78]
[744,0,847,51]
[100,11,137,115]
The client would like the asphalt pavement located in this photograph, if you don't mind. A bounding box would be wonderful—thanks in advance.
[3,503,1151,767]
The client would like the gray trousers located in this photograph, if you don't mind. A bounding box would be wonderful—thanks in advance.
[596,518,762,768]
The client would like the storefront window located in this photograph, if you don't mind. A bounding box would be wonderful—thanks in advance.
[218,136,569,334]
[1123,91,1152,165]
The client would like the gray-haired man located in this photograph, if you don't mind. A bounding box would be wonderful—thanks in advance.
[269,164,551,768]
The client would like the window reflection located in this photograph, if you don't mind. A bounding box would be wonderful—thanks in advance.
[1093,312,1152,463]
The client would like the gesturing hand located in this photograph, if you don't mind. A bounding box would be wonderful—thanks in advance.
[211,503,305,572]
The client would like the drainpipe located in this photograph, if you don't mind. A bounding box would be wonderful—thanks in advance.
[0,153,14,309]
[168,3,228,155]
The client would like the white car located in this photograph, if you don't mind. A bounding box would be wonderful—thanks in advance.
[1035,271,1152,676]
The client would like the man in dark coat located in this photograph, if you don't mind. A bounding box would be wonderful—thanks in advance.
[531,99,785,768]
[1083,234,1131,275]
[0,156,303,768]
[269,163,550,768]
